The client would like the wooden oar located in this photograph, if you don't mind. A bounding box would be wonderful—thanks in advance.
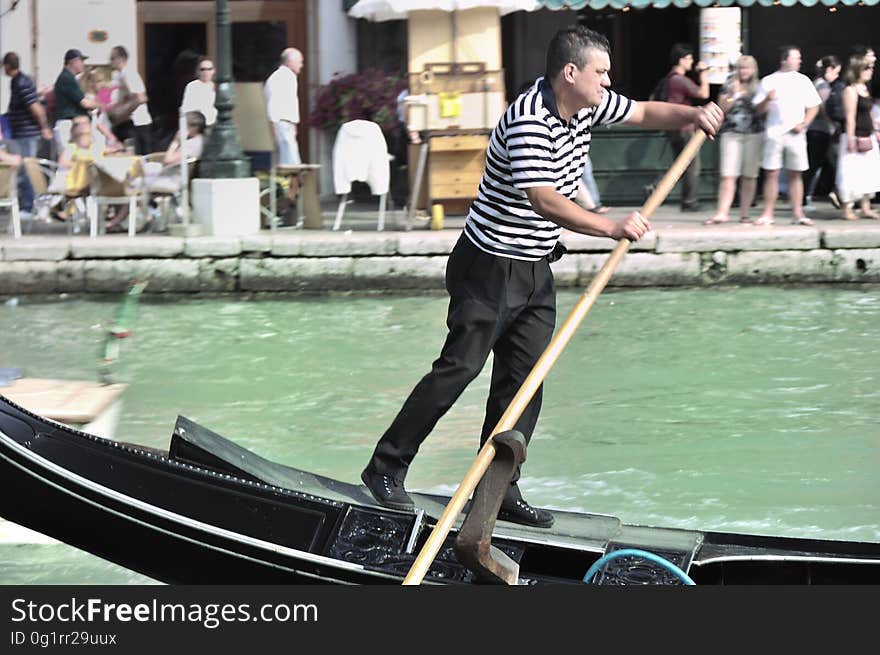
[402,130,708,586]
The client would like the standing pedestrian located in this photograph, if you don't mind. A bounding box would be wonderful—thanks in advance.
[52,49,97,154]
[803,55,841,212]
[577,153,609,213]
[705,55,765,225]
[753,45,821,226]
[3,52,53,214]
[836,55,880,220]
[181,56,216,127]
[663,43,710,212]
[360,26,723,528]
[264,47,304,222]
[108,45,153,155]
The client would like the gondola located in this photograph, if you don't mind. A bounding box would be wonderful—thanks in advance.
[1,393,879,585]
[0,281,147,444]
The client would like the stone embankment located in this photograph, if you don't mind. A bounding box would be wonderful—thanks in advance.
[1,224,879,295]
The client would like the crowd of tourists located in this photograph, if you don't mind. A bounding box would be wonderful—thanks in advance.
[2,38,878,235]
[691,43,880,225]
[2,45,212,231]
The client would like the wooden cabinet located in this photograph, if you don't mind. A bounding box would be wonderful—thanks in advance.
[408,130,489,214]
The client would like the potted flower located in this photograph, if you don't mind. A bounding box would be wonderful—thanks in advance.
[308,68,407,140]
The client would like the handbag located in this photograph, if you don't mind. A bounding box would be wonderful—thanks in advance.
[107,78,138,126]
[856,136,873,153]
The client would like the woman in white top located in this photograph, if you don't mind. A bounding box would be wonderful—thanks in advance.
[180,57,216,126]
[141,110,206,195]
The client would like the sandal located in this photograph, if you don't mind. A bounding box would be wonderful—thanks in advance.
[704,215,730,225]
[739,217,753,224]
[594,205,611,214]
[753,216,774,226]
[791,216,814,226]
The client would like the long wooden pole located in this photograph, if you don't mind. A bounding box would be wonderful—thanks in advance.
[402,130,708,586]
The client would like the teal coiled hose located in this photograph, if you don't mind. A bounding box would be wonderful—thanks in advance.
[582,548,696,585]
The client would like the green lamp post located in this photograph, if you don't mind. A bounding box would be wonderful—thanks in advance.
[198,0,250,179]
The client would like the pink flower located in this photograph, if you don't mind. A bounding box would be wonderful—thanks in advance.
[308,68,406,138]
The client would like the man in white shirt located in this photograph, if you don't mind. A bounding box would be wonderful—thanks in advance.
[108,45,153,155]
[753,46,821,225]
[264,47,304,217]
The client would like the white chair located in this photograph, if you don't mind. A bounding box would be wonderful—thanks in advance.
[0,163,22,238]
[332,120,391,231]
[139,151,198,232]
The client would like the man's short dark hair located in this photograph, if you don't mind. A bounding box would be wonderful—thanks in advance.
[668,43,694,68]
[2,52,19,69]
[111,45,129,61]
[544,26,610,81]
[778,45,799,63]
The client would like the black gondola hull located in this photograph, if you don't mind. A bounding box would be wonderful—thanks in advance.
[2,396,879,585]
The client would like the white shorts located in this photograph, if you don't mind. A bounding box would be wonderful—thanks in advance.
[762,131,809,172]
[720,132,763,178]
[53,119,72,154]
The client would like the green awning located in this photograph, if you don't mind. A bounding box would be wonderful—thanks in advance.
[538,0,878,8]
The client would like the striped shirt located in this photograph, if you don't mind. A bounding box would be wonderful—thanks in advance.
[7,72,41,138]
[464,77,635,261]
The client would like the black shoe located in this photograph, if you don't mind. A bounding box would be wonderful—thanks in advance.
[642,183,656,201]
[361,467,415,511]
[498,486,554,528]
[680,203,703,213]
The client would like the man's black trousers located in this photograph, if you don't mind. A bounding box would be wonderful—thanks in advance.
[367,233,556,483]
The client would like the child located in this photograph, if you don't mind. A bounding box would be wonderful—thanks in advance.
[43,117,101,224]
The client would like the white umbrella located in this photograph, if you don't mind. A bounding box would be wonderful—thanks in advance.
[349,0,538,64]
[348,0,538,22]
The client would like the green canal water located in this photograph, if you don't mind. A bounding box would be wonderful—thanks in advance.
[1,285,878,584]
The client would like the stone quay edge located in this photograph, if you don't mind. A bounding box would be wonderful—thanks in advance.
[2,224,880,295]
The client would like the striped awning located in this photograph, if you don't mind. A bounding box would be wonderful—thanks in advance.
[539,0,878,8]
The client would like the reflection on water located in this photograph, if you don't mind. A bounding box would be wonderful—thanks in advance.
[1,285,878,583]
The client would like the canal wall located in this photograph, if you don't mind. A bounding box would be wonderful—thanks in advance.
[1,225,880,295]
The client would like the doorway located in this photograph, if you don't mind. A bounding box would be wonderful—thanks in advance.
[143,23,207,148]
[137,0,308,157]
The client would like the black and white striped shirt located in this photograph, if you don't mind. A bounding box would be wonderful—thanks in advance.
[464,77,635,261]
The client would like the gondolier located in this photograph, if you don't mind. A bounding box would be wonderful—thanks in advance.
[361,26,723,527]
